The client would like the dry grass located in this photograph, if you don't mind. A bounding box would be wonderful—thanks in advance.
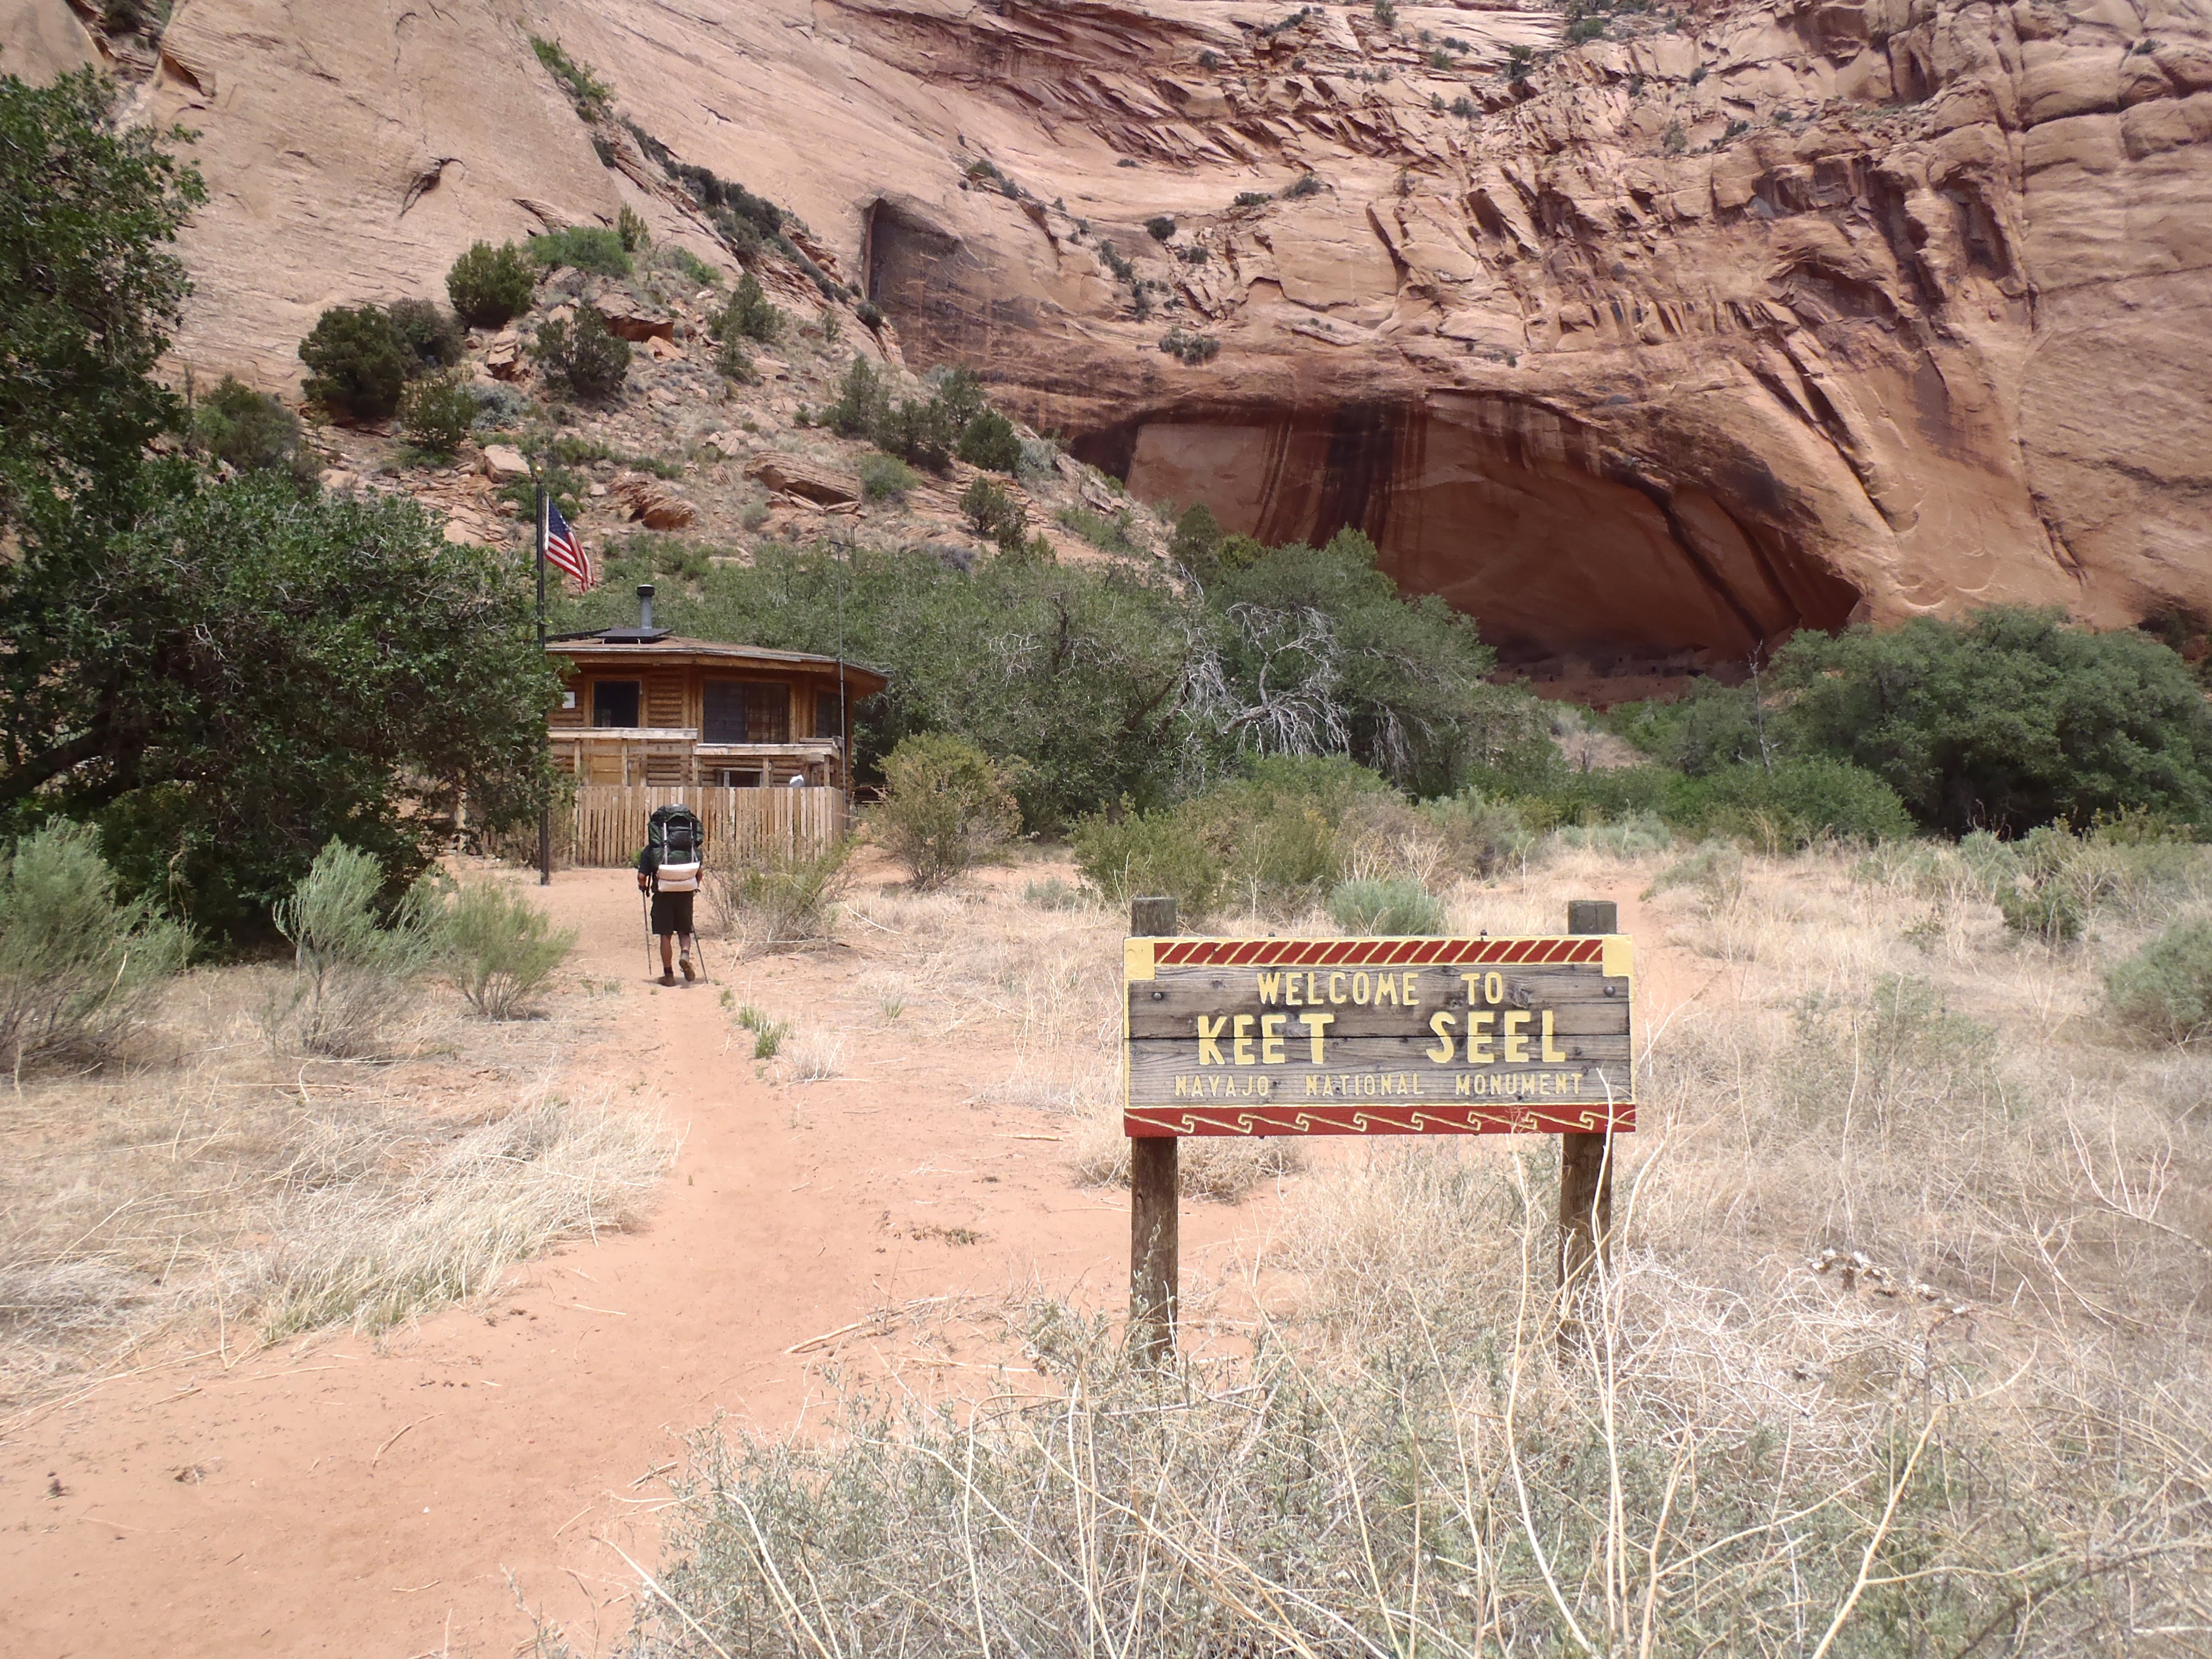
[0,962,668,1408]
[590,835,2212,1656]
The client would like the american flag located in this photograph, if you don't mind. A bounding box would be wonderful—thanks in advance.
[543,497,594,589]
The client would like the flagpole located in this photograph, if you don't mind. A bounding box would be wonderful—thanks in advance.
[535,476,552,888]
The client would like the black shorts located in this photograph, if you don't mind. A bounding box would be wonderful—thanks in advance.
[649,890,695,937]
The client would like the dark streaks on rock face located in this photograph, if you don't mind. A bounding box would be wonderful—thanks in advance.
[1076,394,1862,668]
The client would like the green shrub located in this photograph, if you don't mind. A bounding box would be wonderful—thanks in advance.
[957,410,1023,473]
[855,300,885,331]
[446,240,535,328]
[1071,805,1223,920]
[527,225,631,278]
[656,246,721,289]
[875,734,1022,888]
[385,297,463,372]
[716,271,782,344]
[1195,757,1389,910]
[298,304,410,419]
[1160,328,1221,365]
[1145,215,1177,241]
[714,332,755,384]
[1058,505,1137,553]
[271,840,446,1057]
[532,306,631,399]
[709,835,854,945]
[531,36,612,120]
[824,356,888,438]
[1694,757,1914,847]
[191,375,308,478]
[1023,876,1085,912]
[399,371,478,455]
[1072,757,1394,923]
[736,1002,789,1058]
[444,881,577,1017]
[2106,917,2212,1042]
[1776,607,2212,835]
[858,452,917,502]
[1421,790,1538,875]
[1327,876,1445,935]
[961,476,1027,549]
[1998,878,2083,945]
[877,396,957,473]
[1555,810,1675,857]
[616,205,650,252]
[932,367,989,431]
[1232,190,1272,208]
[0,821,188,1069]
[1169,502,1222,573]
[1281,172,1324,198]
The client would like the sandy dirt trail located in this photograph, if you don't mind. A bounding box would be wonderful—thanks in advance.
[0,869,1699,1657]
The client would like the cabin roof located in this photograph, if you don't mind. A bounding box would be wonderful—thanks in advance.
[544,631,888,695]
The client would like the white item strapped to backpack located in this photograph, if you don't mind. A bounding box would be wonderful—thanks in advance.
[645,804,707,893]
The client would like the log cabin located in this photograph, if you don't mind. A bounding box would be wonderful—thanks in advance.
[545,584,888,790]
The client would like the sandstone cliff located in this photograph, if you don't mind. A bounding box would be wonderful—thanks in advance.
[23,0,2212,675]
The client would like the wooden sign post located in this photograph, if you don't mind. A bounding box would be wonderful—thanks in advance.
[1124,898,1633,1360]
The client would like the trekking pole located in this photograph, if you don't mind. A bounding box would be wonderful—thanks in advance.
[642,889,655,980]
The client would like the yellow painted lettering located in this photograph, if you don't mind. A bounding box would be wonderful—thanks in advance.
[1306,972,1320,1005]
[1352,972,1371,1005]
[1284,975,1302,1007]
[1468,1011,1495,1064]
[1542,1009,1566,1063]
[1504,1010,1530,1063]
[1175,1074,1190,1097]
[1305,1075,1318,1097]
[1403,972,1419,1004]
[1256,972,1281,1005]
[1299,1011,1335,1063]
[1376,974,1399,1006]
[1426,1011,1457,1064]
[1460,972,1483,1005]
[1454,1074,1471,1096]
[1197,1016,1227,1066]
[1328,971,1347,1005]
[1233,1014,1256,1066]
[1260,1013,1287,1065]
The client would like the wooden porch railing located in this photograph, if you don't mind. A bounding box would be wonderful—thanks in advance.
[570,786,847,868]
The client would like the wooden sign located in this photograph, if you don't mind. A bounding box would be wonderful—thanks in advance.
[1124,935,1634,1138]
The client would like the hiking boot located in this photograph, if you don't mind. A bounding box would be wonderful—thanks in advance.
[660,970,676,987]
[679,955,696,983]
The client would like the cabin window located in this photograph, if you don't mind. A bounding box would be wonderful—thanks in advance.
[592,680,642,728]
[814,689,844,740]
[703,680,790,744]
[712,766,765,788]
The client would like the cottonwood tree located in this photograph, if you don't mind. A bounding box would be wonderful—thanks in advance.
[3,478,559,942]
[0,72,556,942]
[0,68,204,532]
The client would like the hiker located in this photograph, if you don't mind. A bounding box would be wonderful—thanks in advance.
[636,804,705,986]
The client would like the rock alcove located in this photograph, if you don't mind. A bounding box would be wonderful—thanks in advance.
[1071,396,1864,674]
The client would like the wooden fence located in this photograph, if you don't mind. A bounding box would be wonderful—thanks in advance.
[570,786,847,868]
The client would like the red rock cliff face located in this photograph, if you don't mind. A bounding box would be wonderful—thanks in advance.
[25,0,2212,670]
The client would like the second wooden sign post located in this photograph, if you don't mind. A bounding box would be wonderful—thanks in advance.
[1124,897,1631,1361]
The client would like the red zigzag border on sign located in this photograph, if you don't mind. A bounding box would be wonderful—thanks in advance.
[1150,937,1606,969]
[1124,1103,1636,1137]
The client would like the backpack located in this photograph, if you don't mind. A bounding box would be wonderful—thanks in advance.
[646,805,705,893]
